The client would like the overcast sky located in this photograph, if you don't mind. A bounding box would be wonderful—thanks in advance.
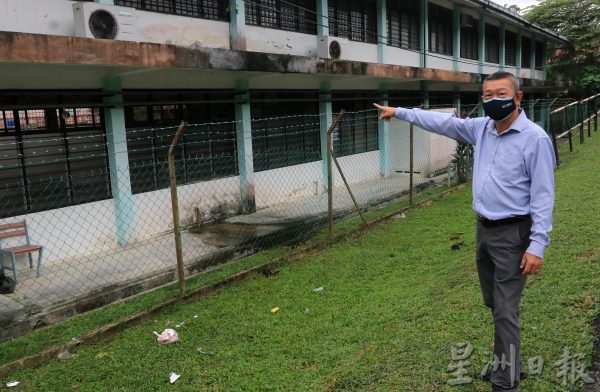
[491,0,540,10]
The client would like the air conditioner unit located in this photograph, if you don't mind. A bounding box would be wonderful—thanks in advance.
[460,14,475,28]
[73,2,140,41]
[317,36,351,60]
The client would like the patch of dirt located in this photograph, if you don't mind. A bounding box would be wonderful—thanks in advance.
[577,250,599,262]
[189,222,282,247]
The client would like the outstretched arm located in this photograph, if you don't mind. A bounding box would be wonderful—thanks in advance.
[373,103,479,145]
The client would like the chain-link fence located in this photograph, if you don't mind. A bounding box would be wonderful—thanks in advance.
[0,97,587,340]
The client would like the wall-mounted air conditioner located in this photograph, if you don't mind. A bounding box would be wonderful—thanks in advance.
[317,36,351,60]
[73,2,140,41]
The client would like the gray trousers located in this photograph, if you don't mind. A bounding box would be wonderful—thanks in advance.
[476,217,531,391]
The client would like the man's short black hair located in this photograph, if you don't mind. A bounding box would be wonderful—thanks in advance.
[483,71,520,93]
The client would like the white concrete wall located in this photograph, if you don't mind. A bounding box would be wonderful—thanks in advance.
[132,175,242,236]
[0,0,550,82]
[254,152,381,210]
[483,64,501,74]
[336,151,381,185]
[246,26,317,57]
[135,12,230,48]
[342,40,378,63]
[458,61,480,74]
[517,68,531,79]
[387,47,420,67]
[0,0,230,49]
[254,160,323,209]
[387,110,457,176]
[427,54,454,72]
[1,199,118,265]
[1,137,456,266]
[0,176,242,265]
[0,0,77,36]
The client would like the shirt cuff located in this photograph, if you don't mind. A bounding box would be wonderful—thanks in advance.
[526,240,546,259]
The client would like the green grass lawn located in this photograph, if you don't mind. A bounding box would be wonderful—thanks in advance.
[3,131,600,391]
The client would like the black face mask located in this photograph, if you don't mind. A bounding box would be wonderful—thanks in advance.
[482,97,517,121]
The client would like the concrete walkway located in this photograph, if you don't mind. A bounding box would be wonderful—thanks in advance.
[0,172,437,340]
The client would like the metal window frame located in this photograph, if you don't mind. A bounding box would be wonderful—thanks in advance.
[114,0,229,21]
[428,3,453,56]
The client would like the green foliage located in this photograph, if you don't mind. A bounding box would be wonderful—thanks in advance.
[525,0,600,94]
[452,141,474,184]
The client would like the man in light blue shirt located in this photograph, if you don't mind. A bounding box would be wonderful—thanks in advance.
[374,71,555,392]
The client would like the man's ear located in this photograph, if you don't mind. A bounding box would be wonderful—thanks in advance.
[515,91,524,106]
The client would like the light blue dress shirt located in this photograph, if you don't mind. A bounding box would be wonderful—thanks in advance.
[394,107,556,259]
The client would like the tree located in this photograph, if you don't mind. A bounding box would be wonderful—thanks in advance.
[525,0,600,94]
[504,4,522,13]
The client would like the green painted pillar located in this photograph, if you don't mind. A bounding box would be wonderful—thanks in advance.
[516,30,522,76]
[234,92,256,213]
[529,36,536,79]
[452,5,460,72]
[421,80,429,109]
[229,0,246,51]
[528,96,536,120]
[499,24,506,70]
[103,77,136,246]
[453,91,461,116]
[319,91,333,189]
[542,41,548,80]
[420,0,428,68]
[478,14,485,75]
[377,0,388,64]
[540,99,548,129]
[378,94,391,177]
[316,0,329,37]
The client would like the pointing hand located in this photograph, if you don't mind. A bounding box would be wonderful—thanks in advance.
[373,103,397,121]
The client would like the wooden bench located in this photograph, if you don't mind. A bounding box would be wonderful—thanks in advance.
[0,221,43,284]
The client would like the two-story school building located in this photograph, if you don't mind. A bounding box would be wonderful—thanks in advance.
[0,0,568,263]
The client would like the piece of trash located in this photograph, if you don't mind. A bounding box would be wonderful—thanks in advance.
[95,352,110,359]
[169,372,181,384]
[261,267,278,277]
[175,322,185,328]
[193,315,198,319]
[312,287,324,293]
[57,348,77,361]
[451,241,465,251]
[6,381,19,388]
[393,213,406,219]
[197,347,215,356]
[271,307,280,313]
[153,329,179,344]
[304,307,310,313]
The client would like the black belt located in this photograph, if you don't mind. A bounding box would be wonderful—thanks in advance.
[476,214,530,227]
